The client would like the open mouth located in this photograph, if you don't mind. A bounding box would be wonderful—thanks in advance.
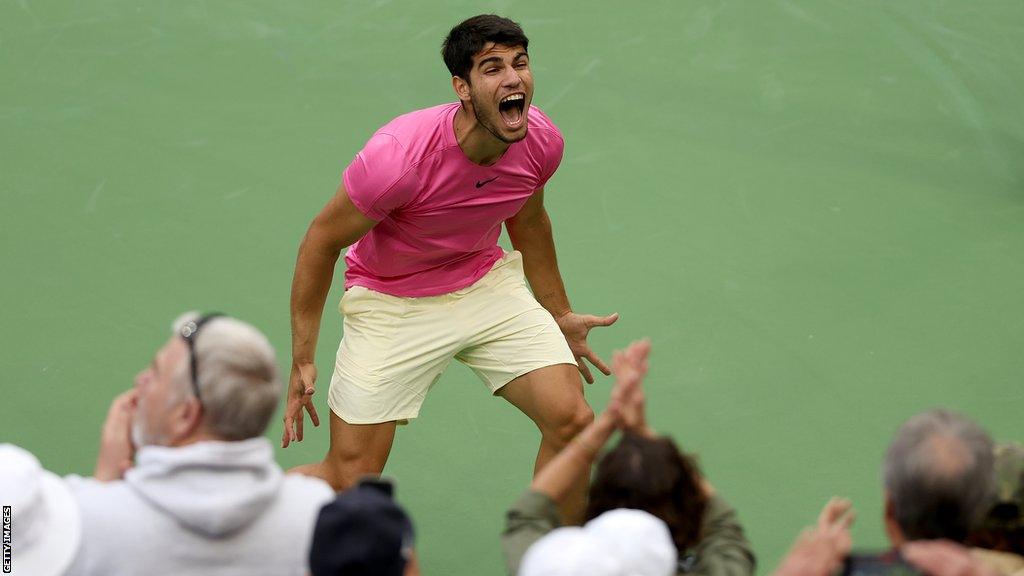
[498,93,526,128]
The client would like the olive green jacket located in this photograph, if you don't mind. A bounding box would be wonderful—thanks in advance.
[501,490,756,576]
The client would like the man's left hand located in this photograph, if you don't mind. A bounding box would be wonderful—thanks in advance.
[554,312,619,383]
[772,497,855,576]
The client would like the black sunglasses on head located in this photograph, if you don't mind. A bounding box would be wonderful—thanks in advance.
[178,313,225,403]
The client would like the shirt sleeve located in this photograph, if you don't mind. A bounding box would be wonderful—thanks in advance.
[537,129,564,188]
[342,132,420,221]
[687,493,757,576]
[501,489,562,575]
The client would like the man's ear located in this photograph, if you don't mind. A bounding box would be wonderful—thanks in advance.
[169,396,204,444]
[883,491,907,546]
[452,75,471,102]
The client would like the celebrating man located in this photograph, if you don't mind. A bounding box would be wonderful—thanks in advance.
[284,14,615,520]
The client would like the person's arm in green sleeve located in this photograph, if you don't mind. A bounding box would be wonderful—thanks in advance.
[688,489,756,576]
[502,407,620,574]
[501,489,562,575]
[501,340,651,575]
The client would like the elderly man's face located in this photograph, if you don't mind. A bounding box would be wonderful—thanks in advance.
[132,336,189,447]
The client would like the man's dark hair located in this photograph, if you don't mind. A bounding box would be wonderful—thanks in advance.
[441,15,529,81]
[883,410,996,542]
[585,433,709,553]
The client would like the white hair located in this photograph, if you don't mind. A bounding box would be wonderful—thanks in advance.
[170,311,281,441]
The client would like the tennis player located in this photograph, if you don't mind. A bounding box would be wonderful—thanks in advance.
[284,14,616,520]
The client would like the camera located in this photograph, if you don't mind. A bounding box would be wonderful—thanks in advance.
[841,551,922,576]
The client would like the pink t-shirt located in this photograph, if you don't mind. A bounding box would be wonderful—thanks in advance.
[342,102,564,297]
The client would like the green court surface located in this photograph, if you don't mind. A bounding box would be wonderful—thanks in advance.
[2,1,1023,573]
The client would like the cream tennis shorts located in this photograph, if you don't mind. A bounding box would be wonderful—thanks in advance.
[327,251,577,424]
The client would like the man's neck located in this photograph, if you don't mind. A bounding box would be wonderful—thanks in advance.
[170,428,224,447]
[454,105,510,166]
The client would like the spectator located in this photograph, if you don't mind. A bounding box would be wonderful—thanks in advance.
[771,498,854,576]
[0,444,80,576]
[517,527,622,576]
[309,477,419,576]
[503,340,755,575]
[65,312,334,576]
[772,500,999,576]
[587,434,710,567]
[519,508,677,576]
[772,409,998,576]
[883,409,995,545]
[969,442,1024,576]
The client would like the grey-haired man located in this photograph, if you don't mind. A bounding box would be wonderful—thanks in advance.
[66,313,334,576]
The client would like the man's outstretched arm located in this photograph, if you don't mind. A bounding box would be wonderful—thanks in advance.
[506,188,618,383]
[284,183,376,447]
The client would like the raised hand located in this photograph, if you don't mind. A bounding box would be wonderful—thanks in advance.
[281,362,320,448]
[607,339,653,436]
[95,389,139,481]
[554,312,619,384]
[772,497,855,576]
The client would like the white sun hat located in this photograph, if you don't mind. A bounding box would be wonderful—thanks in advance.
[518,509,677,576]
[0,444,81,576]
[585,509,677,576]
[518,526,623,576]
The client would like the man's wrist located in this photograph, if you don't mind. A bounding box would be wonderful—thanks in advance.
[94,449,131,482]
[571,436,601,460]
[94,464,121,482]
[290,332,317,363]
[550,308,573,320]
[533,291,571,318]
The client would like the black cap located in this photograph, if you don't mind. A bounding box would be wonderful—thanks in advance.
[309,477,415,576]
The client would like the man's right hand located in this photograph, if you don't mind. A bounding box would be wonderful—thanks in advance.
[286,183,376,448]
[282,362,320,448]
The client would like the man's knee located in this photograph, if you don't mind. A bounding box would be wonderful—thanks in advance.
[327,438,388,469]
[319,450,384,491]
[542,402,595,446]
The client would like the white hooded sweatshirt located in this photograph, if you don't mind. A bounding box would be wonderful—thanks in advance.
[65,438,334,576]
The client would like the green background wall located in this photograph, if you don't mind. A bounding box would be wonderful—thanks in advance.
[2,1,1022,573]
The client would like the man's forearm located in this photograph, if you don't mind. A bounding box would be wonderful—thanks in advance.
[508,210,571,317]
[290,233,342,363]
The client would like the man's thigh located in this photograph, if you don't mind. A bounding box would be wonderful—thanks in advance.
[324,410,397,466]
[454,252,578,394]
[496,363,587,433]
[328,286,460,424]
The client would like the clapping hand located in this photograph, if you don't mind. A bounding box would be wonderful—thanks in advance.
[606,339,655,437]
[772,498,855,576]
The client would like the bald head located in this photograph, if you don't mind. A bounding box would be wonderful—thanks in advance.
[883,409,995,542]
